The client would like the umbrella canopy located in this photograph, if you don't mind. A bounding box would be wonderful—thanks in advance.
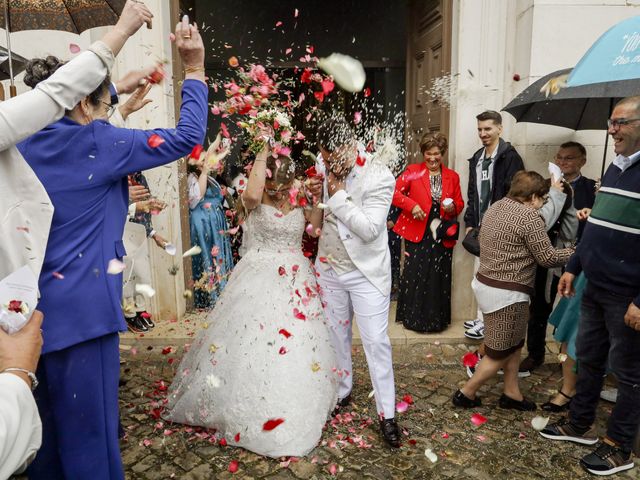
[502,68,640,131]
[0,45,26,81]
[568,15,640,87]
[0,0,125,34]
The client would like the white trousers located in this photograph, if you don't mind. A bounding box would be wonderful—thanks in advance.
[123,232,152,317]
[473,256,483,322]
[316,265,396,419]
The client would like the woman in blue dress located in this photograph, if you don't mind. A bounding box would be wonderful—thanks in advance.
[187,137,234,308]
[16,18,208,480]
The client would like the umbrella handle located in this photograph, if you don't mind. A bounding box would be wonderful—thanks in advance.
[0,83,4,101]
[9,84,16,98]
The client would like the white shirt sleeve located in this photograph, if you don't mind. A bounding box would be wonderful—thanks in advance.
[0,373,42,479]
[0,41,114,152]
[188,173,203,209]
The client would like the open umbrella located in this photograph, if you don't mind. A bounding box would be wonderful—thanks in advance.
[0,45,26,81]
[0,0,126,96]
[503,68,640,176]
[568,15,640,87]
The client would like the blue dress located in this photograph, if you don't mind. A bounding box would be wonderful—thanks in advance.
[190,177,233,308]
[549,272,587,361]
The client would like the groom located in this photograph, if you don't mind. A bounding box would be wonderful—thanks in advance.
[309,116,400,448]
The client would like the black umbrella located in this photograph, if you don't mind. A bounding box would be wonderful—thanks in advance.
[503,68,640,176]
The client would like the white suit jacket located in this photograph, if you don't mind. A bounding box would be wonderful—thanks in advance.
[0,42,114,281]
[318,153,395,296]
[0,373,42,478]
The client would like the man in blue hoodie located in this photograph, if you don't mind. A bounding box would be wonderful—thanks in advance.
[540,96,640,477]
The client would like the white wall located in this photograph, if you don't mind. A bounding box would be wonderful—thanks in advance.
[448,0,639,322]
[0,0,187,321]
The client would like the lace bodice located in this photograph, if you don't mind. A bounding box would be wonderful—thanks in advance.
[243,204,305,252]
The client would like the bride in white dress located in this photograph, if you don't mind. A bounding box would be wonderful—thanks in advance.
[165,147,338,458]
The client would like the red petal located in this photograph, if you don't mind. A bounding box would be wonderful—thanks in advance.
[278,346,288,355]
[147,134,165,148]
[278,266,286,276]
[219,438,228,446]
[363,87,371,97]
[146,66,165,85]
[262,418,285,431]
[318,256,328,263]
[356,155,366,167]
[234,433,240,442]
[321,79,335,95]
[161,347,172,355]
[313,91,325,102]
[220,122,230,138]
[7,300,22,313]
[293,308,306,320]
[471,413,487,426]
[462,352,479,368]
[190,144,204,159]
[228,460,239,473]
[305,166,318,177]
[402,394,414,405]
[279,328,292,338]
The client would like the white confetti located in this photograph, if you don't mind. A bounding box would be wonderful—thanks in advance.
[164,243,177,256]
[182,245,202,258]
[206,374,221,389]
[107,259,125,275]
[425,449,438,463]
[368,389,375,399]
[317,53,366,92]
[135,284,156,298]
[531,416,550,431]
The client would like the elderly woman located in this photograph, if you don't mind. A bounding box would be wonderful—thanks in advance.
[452,171,574,411]
[392,133,464,332]
[16,17,207,480]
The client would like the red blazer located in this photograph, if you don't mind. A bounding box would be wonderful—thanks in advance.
[392,163,464,244]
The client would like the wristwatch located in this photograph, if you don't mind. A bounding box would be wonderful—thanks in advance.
[2,367,39,391]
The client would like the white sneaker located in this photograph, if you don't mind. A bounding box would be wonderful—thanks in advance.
[600,388,618,403]
[464,322,485,340]
[464,318,481,329]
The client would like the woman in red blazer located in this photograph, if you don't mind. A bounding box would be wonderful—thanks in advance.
[392,133,464,332]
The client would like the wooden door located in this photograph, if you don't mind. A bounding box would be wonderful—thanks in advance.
[406,0,452,164]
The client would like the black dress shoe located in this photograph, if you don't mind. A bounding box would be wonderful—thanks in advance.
[452,389,482,408]
[541,390,572,412]
[331,393,352,416]
[125,316,148,333]
[380,418,401,448]
[499,394,537,411]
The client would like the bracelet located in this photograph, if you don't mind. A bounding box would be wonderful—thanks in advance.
[2,368,39,391]
[184,66,205,74]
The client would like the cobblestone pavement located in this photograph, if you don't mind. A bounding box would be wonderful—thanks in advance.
[119,343,639,480]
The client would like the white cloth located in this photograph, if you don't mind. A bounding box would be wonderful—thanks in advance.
[316,265,396,419]
[0,373,42,479]
[165,204,337,458]
[0,42,115,282]
[472,256,484,322]
[613,149,640,172]
[317,154,396,296]
[317,211,356,275]
[187,172,202,210]
[471,276,530,314]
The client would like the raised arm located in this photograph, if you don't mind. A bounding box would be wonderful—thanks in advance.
[327,167,394,243]
[523,215,574,268]
[0,0,151,152]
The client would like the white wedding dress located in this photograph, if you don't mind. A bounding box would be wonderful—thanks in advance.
[165,204,338,458]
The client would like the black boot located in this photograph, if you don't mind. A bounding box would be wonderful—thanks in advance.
[380,418,401,448]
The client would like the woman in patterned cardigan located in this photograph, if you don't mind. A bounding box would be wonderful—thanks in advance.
[452,171,574,411]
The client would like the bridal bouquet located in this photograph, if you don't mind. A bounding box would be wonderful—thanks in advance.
[214,64,304,156]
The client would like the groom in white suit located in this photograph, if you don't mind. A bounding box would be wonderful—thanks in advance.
[309,116,400,448]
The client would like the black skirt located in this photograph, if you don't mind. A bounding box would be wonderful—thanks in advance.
[396,202,453,333]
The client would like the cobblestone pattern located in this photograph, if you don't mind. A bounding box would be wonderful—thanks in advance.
[119,343,639,480]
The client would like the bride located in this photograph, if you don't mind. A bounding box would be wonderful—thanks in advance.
[165,145,338,458]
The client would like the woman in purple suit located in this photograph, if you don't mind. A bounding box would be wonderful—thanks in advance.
[16,17,207,480]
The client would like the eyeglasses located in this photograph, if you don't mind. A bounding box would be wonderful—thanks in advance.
[607,118,640,129]
[100,101,116,118]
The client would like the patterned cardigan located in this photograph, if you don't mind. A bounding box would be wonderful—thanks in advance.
[477,198,574,295]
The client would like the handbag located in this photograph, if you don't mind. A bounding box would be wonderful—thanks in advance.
[462,227,480,257]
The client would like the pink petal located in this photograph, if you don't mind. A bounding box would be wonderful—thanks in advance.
[69,43,81,54]
[395,401,409,413]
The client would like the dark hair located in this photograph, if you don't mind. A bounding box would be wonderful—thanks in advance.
[507,170,549,202]
[476,110,502,125]
[24,55,111,108]
[316,116,355,153]
[559,141,586,157]
[420,132,448,155]
[266,155,295,185]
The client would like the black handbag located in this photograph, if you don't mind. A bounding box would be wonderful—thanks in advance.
[462,227,480,257]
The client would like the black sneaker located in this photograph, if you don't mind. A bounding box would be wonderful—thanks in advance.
[580,440,634,476]
[126,316,148,333]
[452,389,482,408]
[498,394,537,411]
[539,418,598,445]
[138,311,155,329]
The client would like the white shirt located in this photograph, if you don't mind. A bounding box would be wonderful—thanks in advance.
[0,373,42,478]
[471,276,530,314]
[612,149,640,172]
[475,143,499,207]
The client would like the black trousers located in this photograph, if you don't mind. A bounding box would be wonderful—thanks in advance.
[570,283,640,451]
[526,266,559,362]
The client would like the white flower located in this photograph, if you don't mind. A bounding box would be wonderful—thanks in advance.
[317,53,366,92]
[275,111,291,128]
